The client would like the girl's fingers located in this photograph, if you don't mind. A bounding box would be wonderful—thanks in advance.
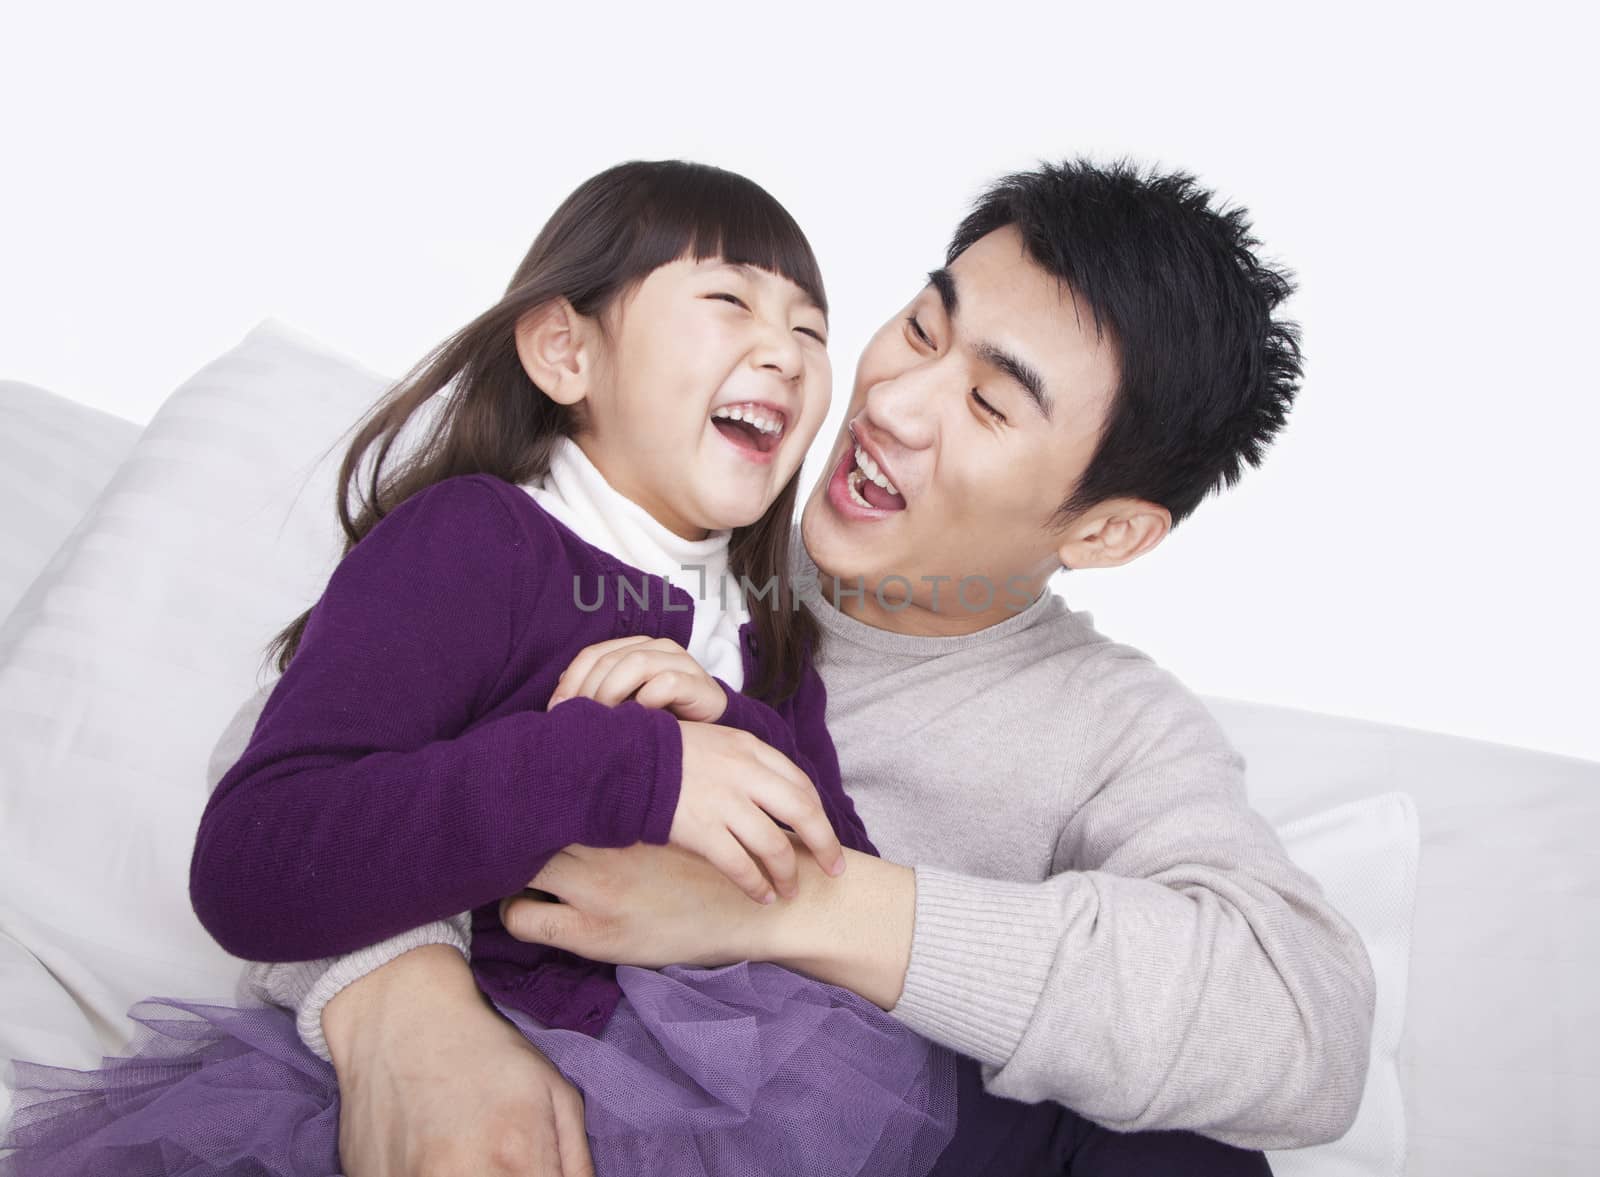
[585,654,661,706]
[579,647,687,704]
[727,806,801,899]
[704,829,777,905]
[562,636,651,684]
[777,801,847,879]
[551,636,653,703]
[637,671,725,721]
[567,648,708,708]
[632,672,687,712]
[742,750,845,878]
[744,738,826,809]
[562,646,652,705]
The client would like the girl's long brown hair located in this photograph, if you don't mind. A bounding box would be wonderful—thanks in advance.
[263,160,823,703]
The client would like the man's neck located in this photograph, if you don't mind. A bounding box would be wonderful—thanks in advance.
[810,567,1053,637]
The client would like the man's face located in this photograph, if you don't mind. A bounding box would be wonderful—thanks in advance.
[799,224,1123,634]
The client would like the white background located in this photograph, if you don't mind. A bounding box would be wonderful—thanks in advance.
[3,2,1595,763]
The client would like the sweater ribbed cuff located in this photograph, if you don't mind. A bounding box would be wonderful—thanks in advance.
[237,916,473,1063]
[886,865,1065,1069]
[300,915,473,1062]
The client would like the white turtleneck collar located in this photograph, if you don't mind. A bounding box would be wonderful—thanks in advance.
[520,435,750,689]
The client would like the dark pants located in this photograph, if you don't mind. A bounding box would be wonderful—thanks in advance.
[926,1054,1273,1176]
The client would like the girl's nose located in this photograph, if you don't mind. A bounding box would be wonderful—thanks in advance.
[751,324,804,382]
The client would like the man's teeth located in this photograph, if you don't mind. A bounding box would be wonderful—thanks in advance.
[712,405,783,436]
[846,468,876,509]
[852,444,897,495]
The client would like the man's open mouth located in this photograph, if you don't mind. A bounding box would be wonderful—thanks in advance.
[845,442,906,511]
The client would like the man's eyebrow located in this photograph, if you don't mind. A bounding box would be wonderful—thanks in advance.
[927,267,958,317]
[926,266,1052,423]
[977,342,1052,422]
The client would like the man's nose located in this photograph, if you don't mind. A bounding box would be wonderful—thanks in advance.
[862,366,939,452]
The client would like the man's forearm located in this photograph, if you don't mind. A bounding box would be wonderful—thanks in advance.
[756,846,917,1011]
[312,848,918,1059]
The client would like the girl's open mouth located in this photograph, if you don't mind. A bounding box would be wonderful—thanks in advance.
[710,403,785,458]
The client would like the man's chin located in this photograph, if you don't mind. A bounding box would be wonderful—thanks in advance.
[801,501,886,588]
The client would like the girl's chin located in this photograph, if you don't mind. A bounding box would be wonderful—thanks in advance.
[699,475,791,528]
[702,509,767,533]
[677,494,756,535]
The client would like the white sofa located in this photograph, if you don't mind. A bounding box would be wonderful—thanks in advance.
[2,321,1596,1176]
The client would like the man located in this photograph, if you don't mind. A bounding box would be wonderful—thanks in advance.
[232,158,1375,1174]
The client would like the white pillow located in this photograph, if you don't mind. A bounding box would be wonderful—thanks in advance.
[1265,791,1419,1177]
[0,381,142,624]
[0,320,394,1055]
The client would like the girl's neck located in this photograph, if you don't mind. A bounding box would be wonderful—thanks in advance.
[569,436,710,542]
[525,435,732,581]
[521,435,751,689]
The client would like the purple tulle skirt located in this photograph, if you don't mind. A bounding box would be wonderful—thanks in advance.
[0,961,958,1177]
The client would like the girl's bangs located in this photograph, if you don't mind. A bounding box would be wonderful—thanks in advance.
[625,169,828,318]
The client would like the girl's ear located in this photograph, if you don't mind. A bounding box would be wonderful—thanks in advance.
[514,298,596,407]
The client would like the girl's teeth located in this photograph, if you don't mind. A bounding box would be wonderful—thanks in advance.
[712,406,782,436]
[852,444,896,496]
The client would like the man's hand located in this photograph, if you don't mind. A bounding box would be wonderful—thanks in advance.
[325,944,594,1176]
[497,836,917,1012]
[499,840,787,969]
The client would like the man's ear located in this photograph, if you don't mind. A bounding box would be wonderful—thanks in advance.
[514,298,595,407]
[1055,498,1171,570]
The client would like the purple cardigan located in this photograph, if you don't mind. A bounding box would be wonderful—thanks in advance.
[190,473,875,1037]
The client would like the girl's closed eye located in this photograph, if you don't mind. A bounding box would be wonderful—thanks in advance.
[709,291,827,345]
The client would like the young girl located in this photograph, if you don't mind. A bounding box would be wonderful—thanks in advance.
[0,161,959,1177]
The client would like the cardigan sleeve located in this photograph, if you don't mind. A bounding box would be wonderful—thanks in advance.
[190,475,684,964]
[208,679,475,1063]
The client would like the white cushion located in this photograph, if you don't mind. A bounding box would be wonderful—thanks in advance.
[0,320,393,1059]
[0,931,104,1124]
[1265,792,1418,1177]
[0,382,141,624]
[1212,697,1600,1177]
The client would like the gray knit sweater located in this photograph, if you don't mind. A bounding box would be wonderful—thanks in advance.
[210,540,1375,1150]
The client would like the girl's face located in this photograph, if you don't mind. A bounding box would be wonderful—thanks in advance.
[530,256,832,539]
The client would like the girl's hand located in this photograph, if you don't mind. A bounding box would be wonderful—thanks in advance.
[547,635,846,903]
[548,636,728,723]
[670,719,845,904]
